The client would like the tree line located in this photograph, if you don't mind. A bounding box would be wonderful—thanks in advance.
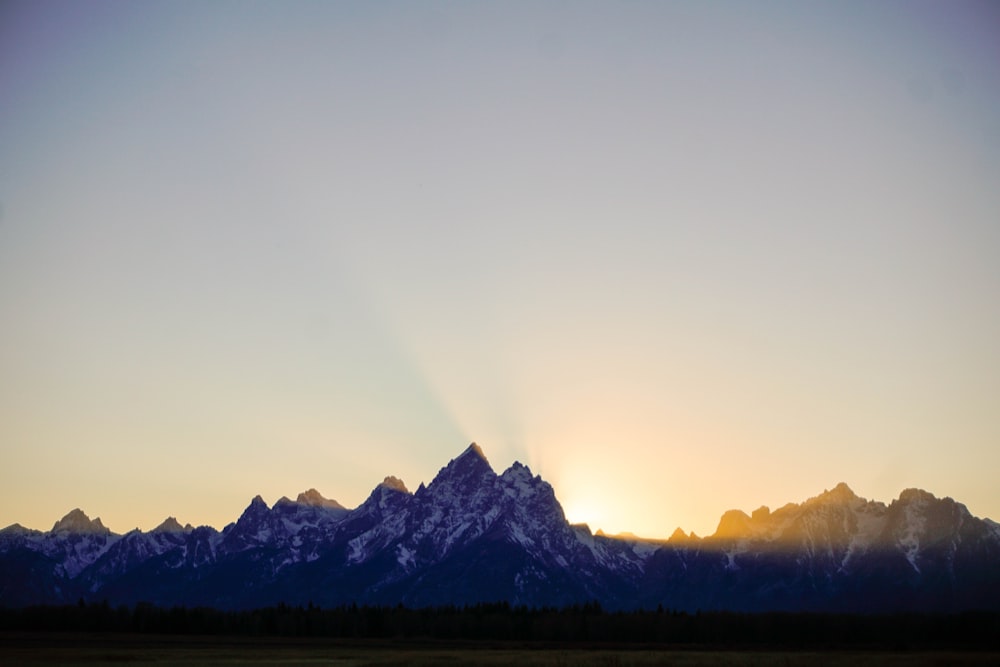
[1,600,998,649]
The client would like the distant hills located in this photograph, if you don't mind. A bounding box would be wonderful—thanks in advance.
[3,443,998,611]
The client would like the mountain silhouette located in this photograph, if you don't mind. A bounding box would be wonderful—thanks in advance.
[2,444,998,611]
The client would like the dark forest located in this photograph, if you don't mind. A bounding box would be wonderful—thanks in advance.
[3,601,999,651]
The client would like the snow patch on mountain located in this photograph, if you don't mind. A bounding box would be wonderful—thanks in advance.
[840,502,888,571]
[396,544,416,570]
[3,445,999,612]
[986,518,1000,540]
[896,492,930,573]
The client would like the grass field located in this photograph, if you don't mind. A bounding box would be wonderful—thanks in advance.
[3,633,1000,666]
[2,634,999,666]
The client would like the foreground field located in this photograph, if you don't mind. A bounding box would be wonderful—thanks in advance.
[2,634,999,666]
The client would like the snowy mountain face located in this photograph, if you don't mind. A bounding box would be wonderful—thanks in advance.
[638,482,1000,612]
[37,509,119,579]
[2,445,998,612]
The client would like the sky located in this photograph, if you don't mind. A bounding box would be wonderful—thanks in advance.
[1,1,998,539]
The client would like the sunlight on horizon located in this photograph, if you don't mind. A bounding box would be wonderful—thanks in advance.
[0,1,998,537]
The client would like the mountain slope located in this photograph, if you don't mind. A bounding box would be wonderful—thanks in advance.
[638,483,1000,612]
[2,445,998,612]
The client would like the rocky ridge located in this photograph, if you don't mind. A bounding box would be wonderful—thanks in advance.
[2,444,997,612]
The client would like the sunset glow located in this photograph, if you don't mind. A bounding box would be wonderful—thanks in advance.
[1,1,998,539]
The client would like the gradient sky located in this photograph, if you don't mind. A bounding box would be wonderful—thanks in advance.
[1,1,998,539]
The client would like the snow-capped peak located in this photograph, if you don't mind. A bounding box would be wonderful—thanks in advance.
[499,461,545,500]
[50,509,110,535]
[3,445,1000,614]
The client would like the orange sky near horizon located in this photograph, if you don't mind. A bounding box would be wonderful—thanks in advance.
[1,1,998,539]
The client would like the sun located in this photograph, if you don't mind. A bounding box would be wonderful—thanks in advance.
[556,483,620,535]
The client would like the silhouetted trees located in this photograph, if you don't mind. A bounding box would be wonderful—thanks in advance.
[1,600,998,649]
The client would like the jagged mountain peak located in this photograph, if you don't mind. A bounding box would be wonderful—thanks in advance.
[235,496,271,524]
[499,461,552,503]
[500,460,533,481]
[152,517,187,533]
[809,482,859,505]
[296,488,346,509]
[710,484,874,542]
[888,489,973,531]
[430,443,496,488]
[897,487,936,504]
[351,476,411,519]
[51,508,110,535]
[668,527,691,542]
[0,522,39,536]
[712,509,753,539]
[3,450,1000,613]
[379,476,409,493]
[464,441,488,461]
[505,459,531,473]
[451,442,492,470]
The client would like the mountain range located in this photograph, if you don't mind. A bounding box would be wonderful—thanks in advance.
[3,443,999,612]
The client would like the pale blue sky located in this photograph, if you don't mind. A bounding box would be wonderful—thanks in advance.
[1,1,998,537]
